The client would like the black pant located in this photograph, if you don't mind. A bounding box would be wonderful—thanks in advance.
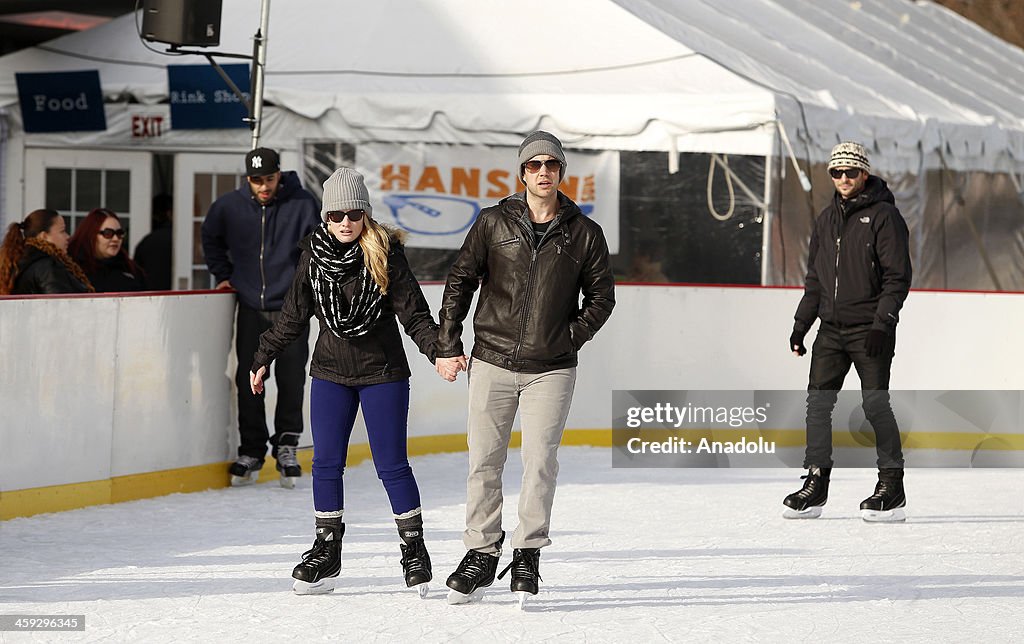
[804,322,904,469]
[235,304,310,459]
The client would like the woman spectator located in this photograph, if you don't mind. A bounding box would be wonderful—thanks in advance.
[0,209,93,295]
[68,208,148,292]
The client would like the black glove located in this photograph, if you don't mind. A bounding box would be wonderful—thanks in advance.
[789,330,807,356]
[865,329,888,358]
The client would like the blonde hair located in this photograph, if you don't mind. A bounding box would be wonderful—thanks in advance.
[358,218,404,295]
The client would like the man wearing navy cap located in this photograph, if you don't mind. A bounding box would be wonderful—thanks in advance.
[202,147,321,487]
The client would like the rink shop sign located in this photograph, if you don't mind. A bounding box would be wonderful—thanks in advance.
[355,143,620,251]
[167,63,250,130]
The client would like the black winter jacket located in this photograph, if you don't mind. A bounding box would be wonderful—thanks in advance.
[794,176,912,334]
[200,170,321,311]
[13,247,91,295]
[437,192,615,373]
[251,232,438,386]
[81,254,147,293]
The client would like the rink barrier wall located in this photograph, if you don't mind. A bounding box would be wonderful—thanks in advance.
[3,285,1024,520]
[0,429,611,520]
[7,423,1024,520]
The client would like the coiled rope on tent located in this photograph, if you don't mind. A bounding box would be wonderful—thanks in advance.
[706,153,768,221]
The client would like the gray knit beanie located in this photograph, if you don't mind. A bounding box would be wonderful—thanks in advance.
[321,167,372,222]
[518,130,566,182]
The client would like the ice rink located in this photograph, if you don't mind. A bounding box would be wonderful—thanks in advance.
[3,446,1024,642]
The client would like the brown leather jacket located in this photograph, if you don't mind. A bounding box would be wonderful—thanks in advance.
[437,192,615,373]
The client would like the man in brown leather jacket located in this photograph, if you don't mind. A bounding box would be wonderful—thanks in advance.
[435,131,615,604]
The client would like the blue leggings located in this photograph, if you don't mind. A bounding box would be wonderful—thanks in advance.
[310,377,421,516]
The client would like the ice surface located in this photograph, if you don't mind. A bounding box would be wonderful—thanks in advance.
[3,447,1024,642]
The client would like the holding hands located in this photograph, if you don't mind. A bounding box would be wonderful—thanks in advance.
[435,355,468,382]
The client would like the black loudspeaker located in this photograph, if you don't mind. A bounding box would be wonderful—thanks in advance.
[141,0,223,47]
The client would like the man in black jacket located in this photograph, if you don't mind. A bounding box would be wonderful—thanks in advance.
[436,131,615,604]
[201,147,321,487]
[784,141,912,523]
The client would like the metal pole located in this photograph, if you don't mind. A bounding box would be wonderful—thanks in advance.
[250,0,271,149]
[760,150,774,286]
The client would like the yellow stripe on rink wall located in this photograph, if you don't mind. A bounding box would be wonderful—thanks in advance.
[0,430,534,520]
[2,428,1023,520]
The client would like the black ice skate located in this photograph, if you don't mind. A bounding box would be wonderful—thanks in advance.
[399,528,432,598]
[274,444,302,489]
[860,470,906,523]
[782,466,831,519]
[228,455,264,486]
[497,548,542,610]
[292,524,344,595]
[446,532,504,605]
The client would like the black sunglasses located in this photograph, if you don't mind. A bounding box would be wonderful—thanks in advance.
[325,210,365,223]
[829,168,863,180]
[523,159,563,173]
[98,228,126,239]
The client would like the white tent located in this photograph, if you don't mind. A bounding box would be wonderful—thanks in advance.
[1,0,1022,288]
[623,0,1024,171]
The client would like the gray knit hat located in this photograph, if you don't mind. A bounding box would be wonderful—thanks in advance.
[518,130,566,182]
[321,167,372,222]
[828,141,871,172]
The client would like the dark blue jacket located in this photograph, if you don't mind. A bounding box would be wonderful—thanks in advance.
[201,170,321,311]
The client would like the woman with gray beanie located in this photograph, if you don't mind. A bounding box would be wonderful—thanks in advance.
[250,167,439,597]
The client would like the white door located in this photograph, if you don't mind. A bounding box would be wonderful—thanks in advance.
[173,153,244,291]
[24,148,152,254]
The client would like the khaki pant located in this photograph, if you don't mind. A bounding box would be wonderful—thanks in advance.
[463,358,577,552]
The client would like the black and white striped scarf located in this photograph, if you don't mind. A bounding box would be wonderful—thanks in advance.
[308,224,383,338]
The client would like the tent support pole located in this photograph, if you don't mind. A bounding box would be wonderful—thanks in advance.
[760,151,774,286]
[249,0,271,149]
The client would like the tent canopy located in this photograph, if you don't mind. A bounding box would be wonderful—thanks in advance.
[1,0,1023,171]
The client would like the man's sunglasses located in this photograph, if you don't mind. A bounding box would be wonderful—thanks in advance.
[98,228,126,239]
[325,210,366,223]
[523,159,563,173]
[829,168,863,180]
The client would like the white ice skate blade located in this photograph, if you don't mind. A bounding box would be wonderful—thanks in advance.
[415,582,429,599]
[447,587,485,605]
[292,576,337,595]
[230,472,259,487]
[861,508,906,523]
[516,591,529,610]
[782,506,822,519]
[279,476,297,489]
